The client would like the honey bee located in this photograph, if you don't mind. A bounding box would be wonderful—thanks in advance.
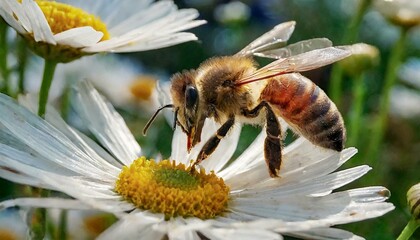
[143,21,351,177]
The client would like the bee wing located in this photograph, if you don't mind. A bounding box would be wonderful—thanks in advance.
[236,46,351,85]
[235,21,296,57]
[253,38,333,59]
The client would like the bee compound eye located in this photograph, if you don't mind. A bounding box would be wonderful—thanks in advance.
[185,85,198,109]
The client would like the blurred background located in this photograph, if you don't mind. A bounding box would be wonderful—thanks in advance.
[1,0,420,239]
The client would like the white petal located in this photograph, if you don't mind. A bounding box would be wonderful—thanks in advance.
[0,198,92,210]
[2,0,31,32]
[225,201,393,233]
[225,140,356,191]
[88,0,153,29]
[170,127,189,164]
[169,230,201,240]
[232,166,372,198]
[97,212,163,240]
[346,186,391,203]
[0,143,74,179]
[73,81,142,166]
[201,228,283,240]
[108,1,176,36]
[279,202,395,230]
[230,185,389,222]
[0,167,44,188]
[0,1,27,34]
[170,119,220,165]
[54,26,103,48]
[84,7,205,53]
[18,94,123,173]
[22,0,55,44]
[219,130,266,179]
[164,218,203,240]
[109,32,199,53]
[200,123,242,173]
[0,153,133,214]
[39,175,134,213]
[288,227,364,240]
[0,94,117,179]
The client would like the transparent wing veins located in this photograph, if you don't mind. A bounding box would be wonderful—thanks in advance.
[236,21,296,57]
[237,47,351,85]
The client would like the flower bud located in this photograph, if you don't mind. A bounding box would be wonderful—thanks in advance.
[374,0,420,28]
[339,43,380,76]
[407,183,420,220]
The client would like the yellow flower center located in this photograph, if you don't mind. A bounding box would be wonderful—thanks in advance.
[36,0,110,40]
[115,157,230,220]
[129,76,157,101]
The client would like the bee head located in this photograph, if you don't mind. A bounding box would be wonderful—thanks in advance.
[171,70,205,151]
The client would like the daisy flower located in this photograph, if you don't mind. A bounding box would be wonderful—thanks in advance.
[0,0,205,117]
[0,0,206,61]
[0,81,394,239]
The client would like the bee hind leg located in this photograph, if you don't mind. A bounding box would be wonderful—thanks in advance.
[191,116,235,173]
[242,102,282,178]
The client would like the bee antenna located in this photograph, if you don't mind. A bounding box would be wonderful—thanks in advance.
[173,108,179,130]
[143,104,174,136]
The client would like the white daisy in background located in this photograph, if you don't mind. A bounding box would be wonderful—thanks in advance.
[0,81,394,239]
[399,58,420,90]
[389,58,420,119]
[48,209,117,239]
[390,86,420,119]
[0,209,29,239]
[0,0,206,62]
[25,54,165,111]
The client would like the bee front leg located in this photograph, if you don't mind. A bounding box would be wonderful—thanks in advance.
[191,116,235,173]
[242,102,282,178]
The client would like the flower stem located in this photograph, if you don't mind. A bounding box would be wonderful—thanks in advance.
[0,19,9,94]
[367,27,409,162]
[329,66,344,107]
[58,210,68,240]
[397,218,419,240]
[347,73,365,147]
[38,60,58,118]
[328,0,371,107]
[30,188,49,240]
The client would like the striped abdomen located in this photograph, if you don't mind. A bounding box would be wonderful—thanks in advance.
[260,73,345,151]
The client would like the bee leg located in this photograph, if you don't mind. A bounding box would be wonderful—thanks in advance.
[264,104,282,178]
[242,102,282,178]
[191,116,235,173]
